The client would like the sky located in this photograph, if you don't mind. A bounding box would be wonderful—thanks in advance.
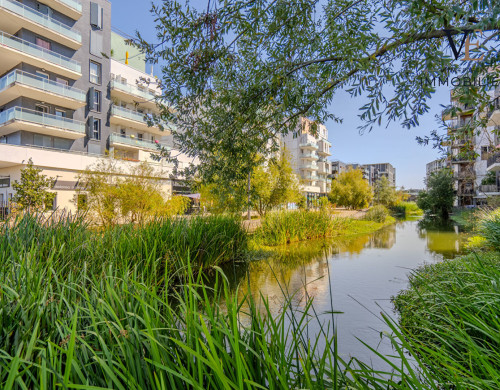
[111,0,451,189]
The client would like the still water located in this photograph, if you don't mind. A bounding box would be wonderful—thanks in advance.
[224,218,466,367]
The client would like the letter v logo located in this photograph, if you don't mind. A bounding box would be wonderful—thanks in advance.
[443,29,472,60]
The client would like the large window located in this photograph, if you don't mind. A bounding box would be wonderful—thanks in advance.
[35,37,51,50]
[91,90,101,112]
[92,118,101,140]
[89,61,101,84]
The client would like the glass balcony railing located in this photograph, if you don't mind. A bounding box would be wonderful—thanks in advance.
[111,105,152,124]
[110,80,157,102]
[301,152,318,159]
[0,31,81,73]
[299,142,318,149]
[109,133,167,151]
[0,106,85,134]
[0,0,81,42]
[57,0,82,13]
[0,70,85,102]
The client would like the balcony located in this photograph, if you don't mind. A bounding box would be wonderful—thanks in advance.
[0,0,81,49]
[300,151,318,160]
[109,133,168,152]
[0,106,85,139]
[447,118,471,130]
[110,80,159,111]
[478,184,500,194]
[487,97,500,126]
[301,162,318,171]
[0,70,86,109]
[110,105,172,135]
[487,152,500,172]
[38,0,82,20]
[0,32,81,79]
[318,161,330,174]
[317,139,331,156]
[299,142,318,150]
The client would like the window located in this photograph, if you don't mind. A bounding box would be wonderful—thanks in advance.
[55,109,66,118]
[90,90,101,112]
[90,2,103,29]
[36,37,51,50]
[36,71,49,80]
[89,61,101,84]
[137,133,143,141]
[120,128,126,137]
[92,118,101,140]
[56,77,68,86]
[35,104,49,114]
[37,2,50,15]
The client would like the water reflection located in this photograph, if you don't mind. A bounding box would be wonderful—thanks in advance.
[221,219,466,367]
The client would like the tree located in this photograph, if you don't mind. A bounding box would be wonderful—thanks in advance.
[417,169,455,219]
[136,1,500,188]
[373,176,397,207]
[252,150,301,215]
[76,160,171,226]
[329,169,372,210]
[12,158,55,212]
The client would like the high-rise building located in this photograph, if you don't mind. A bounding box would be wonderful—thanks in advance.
[0,0,189,211]
[361,163,396,187]
[444,90,500,206]
[281,117,332,204]
[425,158,448,185]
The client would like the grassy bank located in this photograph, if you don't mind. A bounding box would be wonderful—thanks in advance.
[254,209,396,246]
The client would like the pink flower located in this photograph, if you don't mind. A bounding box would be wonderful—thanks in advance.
[155,140,159,144]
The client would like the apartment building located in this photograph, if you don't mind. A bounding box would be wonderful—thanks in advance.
[0,0,186,210]
[444,90,500,206]
[362,163,396,187]
[426,158,448,185]
[331,161,369,181]
[281,117,332,204]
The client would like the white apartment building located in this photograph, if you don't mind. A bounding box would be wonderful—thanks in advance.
[0,1,190,212]
[425,158,448,185]
[281,117,332,204]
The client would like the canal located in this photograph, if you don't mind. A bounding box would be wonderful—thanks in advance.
[224,218,467,368]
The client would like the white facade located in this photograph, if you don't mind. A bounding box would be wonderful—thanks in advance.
[281,117,332,198]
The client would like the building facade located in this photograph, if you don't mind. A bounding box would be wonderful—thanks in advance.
[362,163,396,187]
[426,158,448,185]
[281,117,332,204]
[0,0,186,210]
[444,90,500,206]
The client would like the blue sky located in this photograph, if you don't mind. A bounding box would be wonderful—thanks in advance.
[112,0,450,189]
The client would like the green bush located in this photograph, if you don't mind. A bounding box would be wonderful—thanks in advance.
[390,202,423,217]
[364,205,389,223]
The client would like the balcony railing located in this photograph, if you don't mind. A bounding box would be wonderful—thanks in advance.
[0,31,81,73]
[57,0,82,13]
[111,105,153,124]
[448,119,471,129]
[479,184,499,193]
[0,106,85,134]
[0,0,81,42]
[0,70,85,102]
[301,162,318,170]
[109,133,166,151]
[301,151,318,159]
[299,142,318,149]
[110,80,157,102]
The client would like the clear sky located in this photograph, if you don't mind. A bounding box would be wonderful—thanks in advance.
[111,0,450,189]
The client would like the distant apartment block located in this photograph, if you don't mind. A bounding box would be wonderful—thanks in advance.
[0,0,190,211]
[426,158,448,185]
[281,117,332,203]
[331,161,395,187]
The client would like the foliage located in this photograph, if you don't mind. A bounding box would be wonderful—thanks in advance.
[198,181,247,214]
[76,160,171,225]
[450,208,484,232]
[255,210,348,246]
[297,195,307,209]
[373,176,397,207]
[163,195,191,217]
[318,196,330,210]
[481,171,497,185]
[12,158,55,211]
[393,251,500,386]
[417,169,455,219]
[329,169,372,210]
[135,0,500,187]
[487,195,500,208]
[364,205,389,223]
[478,208,500,251]
[390,202,424,217]
[252,150,301,215]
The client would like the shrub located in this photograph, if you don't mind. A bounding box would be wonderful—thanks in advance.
[364,205,389,223]
[479,208,500,250]
[255,210,347,245]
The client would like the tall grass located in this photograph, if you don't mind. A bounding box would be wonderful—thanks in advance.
[390,202,423,218]
[255,210,349,246]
